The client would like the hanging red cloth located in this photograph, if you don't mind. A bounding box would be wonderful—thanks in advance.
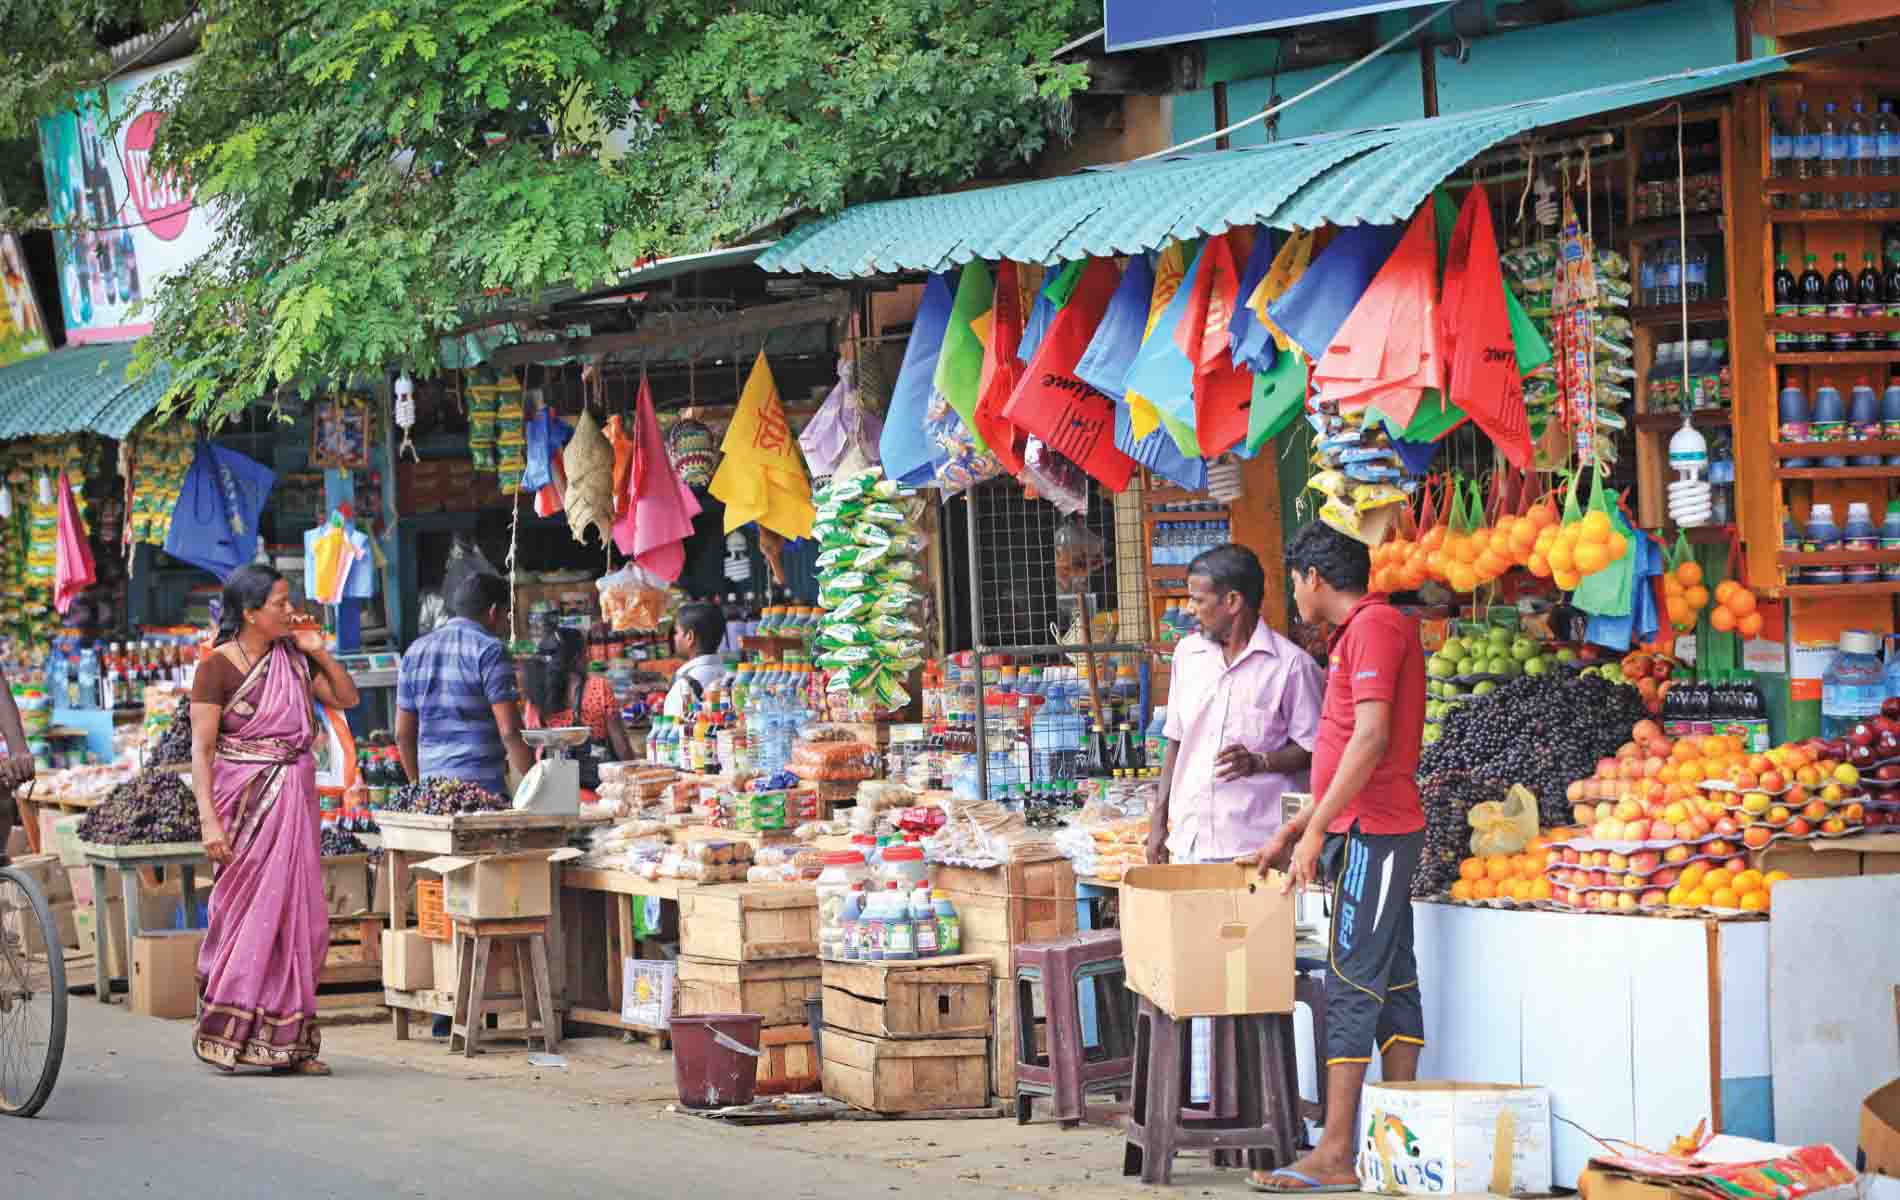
[1440,187,1534,470]
[1311,205,1443,430]
[971,260,1028,475]
[1182,229,1253,457]
[1000,257,1137,492]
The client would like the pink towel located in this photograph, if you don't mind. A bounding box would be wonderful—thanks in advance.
[616,372,700,581]
[54,472,95,615]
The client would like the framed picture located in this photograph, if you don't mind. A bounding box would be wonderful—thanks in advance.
[311,397,372,470]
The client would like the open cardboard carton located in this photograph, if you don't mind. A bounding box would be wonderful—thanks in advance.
[1867,1079,1900,1185]
[1582,1136,1858,1200]
[1119,863,1293,1017]
[413,848,581,921]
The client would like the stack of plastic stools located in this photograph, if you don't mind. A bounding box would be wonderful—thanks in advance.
[1013,929,1135,1126]
[1121,997,1301,1185]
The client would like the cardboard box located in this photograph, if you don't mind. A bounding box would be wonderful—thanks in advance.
[678,955,821,1027]
[821,955,992,1040]
[432,937,459,993]
[131,930,206,1019]
[8,853,74,903]
[820,1026,989,1113]
[1119,863,1294,1017]
[1578,1167,1698,1200]
[321,854,372,916]
[678,885,819,962]
[381,929,435,990]
[1867,1078,1900,1177]
[3,899,77,957]
[1355,1081,1552,1196]
[413,848,580,921]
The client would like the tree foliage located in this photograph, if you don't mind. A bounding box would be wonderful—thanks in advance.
[0,0,1099,423]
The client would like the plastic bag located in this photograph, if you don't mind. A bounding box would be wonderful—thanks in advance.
[1053,519,1106,589]
[597,563,670,632]
[1021,438,1090,517]
[1467,784,1540,857]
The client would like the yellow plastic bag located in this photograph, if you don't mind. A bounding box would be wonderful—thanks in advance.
[1467,784,1539,857]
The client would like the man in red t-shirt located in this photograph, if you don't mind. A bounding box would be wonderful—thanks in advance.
[1244,521,1426,1194]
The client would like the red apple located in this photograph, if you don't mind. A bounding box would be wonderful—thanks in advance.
[1653,867,1682,887]
[1849,720,1878,748]
[1786,817,1812,837]
[1630,850,1662,873]
[1884,696,1900,721]
[1742,826,1773,850]
[1640,889,1668,908]
[1648,820,1677,842]
[1663,844,1692,864]
[1714,817,1740,836]
[1706,839,1734,857]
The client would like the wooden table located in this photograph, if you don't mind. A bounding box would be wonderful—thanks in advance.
[560,867,694,1041]
[82,841,209,1005]
[374,810,575,1040]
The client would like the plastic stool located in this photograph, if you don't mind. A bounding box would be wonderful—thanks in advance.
[449,916,557,1058]
[1121,997,1301,1185]
[1014,930,1135,1126]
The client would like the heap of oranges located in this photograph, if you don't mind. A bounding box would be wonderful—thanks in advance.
[1527,508,1631,591]
[1664,560,1711,631]
[1663,864,1790,912]
[1450,838,1557,905]
[1371,500,1633,597]
[1709,580,1763,639]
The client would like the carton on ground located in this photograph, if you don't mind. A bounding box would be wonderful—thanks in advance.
[413,848,581,921]
[1118,863,1294,1017]
[1867,1078,1900,1177]
[1355,1081,1552,1196]
[131,929,206,1020]
[381,929,434,990]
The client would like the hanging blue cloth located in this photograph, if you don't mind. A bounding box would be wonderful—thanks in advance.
[164,440,276,581]
[521,409,573,493]
[1228,227,1279,373]
[1114,403,1206,491]
[1074,252,1155,400]
[882,272,955,488]
[1267,223,1405,362]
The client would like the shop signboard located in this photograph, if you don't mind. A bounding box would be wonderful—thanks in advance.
[36,58,215,344]
[1105,0,1444,51]
[0,231,52,366]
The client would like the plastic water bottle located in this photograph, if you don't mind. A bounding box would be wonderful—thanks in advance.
[1640,245,1659,307]
[1683,238,1708,302]
[1851,101,1875,209]
[1851,378,1883,465]
[1768,102,1792,209]
[45,653,66,709]
[1822,631,1885,736]
[1844,502,1880,583]
[1795,101,1822,209]
[1806,503,1844,585]
[76,646,99,711]
[1820,101,1847,210]
[1030,683,1084,782]
[1876,101,1900,208]
[1655,241,1680,305]
[1813,382,1847,465]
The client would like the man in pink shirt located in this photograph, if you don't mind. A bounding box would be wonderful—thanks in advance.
[1148,544,1323,867]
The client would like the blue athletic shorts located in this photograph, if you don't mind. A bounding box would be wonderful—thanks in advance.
[1321,825,1425,1065]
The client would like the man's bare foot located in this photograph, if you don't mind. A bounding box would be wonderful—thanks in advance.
[1247,1150,1359,1193]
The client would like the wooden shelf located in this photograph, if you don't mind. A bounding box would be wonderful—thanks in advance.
[1776,465,1900,480]
[1767,206,1900,224]
[1772,581,1900,600]
[1766,317,1900,334]
[1630,301,1730,328]
[1777,550,1900,566]
[1625,213,1726,241]
[1770,351,1900,365]
[1764,176,1900,196]
[1632,409,1732,432]
[1774,440,1900,458]
[1676,524,1736,545]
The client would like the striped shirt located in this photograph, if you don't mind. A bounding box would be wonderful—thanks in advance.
[397,617,518,794]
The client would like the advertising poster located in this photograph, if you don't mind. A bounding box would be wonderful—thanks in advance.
[36,58,213,343]
[0,232,51,365]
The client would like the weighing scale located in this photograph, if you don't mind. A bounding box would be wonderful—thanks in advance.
[517,727,591,815]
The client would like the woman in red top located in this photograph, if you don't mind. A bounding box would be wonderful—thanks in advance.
[521,629,634,792]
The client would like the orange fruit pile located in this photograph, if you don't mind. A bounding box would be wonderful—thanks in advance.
[1664,865,1790,912]
[1449,846,1554,905]
[1528,508,1629,592]
[1371,502,1561,595]
[1709,581,1763,639]
[1663,560,1710,631]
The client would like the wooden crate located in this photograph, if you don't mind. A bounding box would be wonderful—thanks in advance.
[756,1026,820,1095]
[678,884,819,962]
[992,976,1020,1100]
[321,853,372,917]
[820,1026,989,1114]
[821,955,992,1040]
[374,810,574,856]
[677,955,821,1027]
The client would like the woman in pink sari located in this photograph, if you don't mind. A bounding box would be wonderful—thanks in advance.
[189,564,359,1074]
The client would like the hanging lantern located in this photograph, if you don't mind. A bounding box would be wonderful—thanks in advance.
[393,372,418,461]
[1205,454,1244,504]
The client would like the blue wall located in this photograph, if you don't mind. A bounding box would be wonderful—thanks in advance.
[1171,0,1738,145]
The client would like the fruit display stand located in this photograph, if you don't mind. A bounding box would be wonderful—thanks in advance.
[376,810,575,1039]
[81,839,210,1006]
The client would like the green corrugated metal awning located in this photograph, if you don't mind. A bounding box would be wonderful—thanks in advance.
[759,54,1789,278]
[0,342,169,440]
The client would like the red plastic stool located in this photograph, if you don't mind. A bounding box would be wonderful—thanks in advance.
[1013,930,1135,1126]
[1121,997,1301,1185]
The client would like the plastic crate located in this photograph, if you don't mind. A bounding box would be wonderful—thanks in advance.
[415,879,451,941]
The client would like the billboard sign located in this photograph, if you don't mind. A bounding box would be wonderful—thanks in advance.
[1105,0,1443,51]
[37,58,215,343]
[0,232,52,366]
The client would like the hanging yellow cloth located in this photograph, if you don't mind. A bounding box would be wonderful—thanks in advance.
[709,351,815,540]
[1248,228,1316,354]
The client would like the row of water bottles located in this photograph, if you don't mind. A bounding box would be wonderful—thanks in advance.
[1769,99,1900,210]
[1152,519,1231,567]
[1638,239,1717,306]
[1777,378,1900,467]
[740,662,812,777]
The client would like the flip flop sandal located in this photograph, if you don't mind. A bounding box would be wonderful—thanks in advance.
[1248,1168,1361,1194]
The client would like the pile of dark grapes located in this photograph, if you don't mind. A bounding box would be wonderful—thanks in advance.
[1413,771,1511,898]
[152,697,194,765]
[319,825,367,856]
[78,769,201,845]
[1417,671,1648,829]
[377,776,508,815]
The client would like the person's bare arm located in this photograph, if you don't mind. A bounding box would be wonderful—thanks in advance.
[0,672,34,788]
[1252,698,1390,891]
[1146,738,1179,864]
[493,701,534,781]
[605,706,634,763]
[191,701,232,866]
[396,709,420,783]
[297,634,361,710]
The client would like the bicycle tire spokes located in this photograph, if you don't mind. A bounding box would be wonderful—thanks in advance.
[0,870,65,1117]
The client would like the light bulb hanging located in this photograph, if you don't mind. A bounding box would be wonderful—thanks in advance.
[393,372,418,461]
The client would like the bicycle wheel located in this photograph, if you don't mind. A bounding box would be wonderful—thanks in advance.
[0,865,67,1117]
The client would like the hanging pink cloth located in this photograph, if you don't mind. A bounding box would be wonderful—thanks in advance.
[616,371,700,581]
[53,472,95,615]
[1311,205,1443,428]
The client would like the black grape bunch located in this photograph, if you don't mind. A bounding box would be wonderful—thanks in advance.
[153,696,195,766]
[78,769,201,845]
[1413,771,1512,897]
[376,777,510,816]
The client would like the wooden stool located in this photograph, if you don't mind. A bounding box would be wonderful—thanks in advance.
[449,917,557,1058]
[1121,997,1301,1186]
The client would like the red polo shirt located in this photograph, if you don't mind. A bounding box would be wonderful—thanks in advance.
[1310,593,1426,835]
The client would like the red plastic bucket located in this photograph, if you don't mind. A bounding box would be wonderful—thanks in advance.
[671,1013,764,1109]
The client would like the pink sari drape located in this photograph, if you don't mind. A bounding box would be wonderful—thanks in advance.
[193,641,328,1069]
